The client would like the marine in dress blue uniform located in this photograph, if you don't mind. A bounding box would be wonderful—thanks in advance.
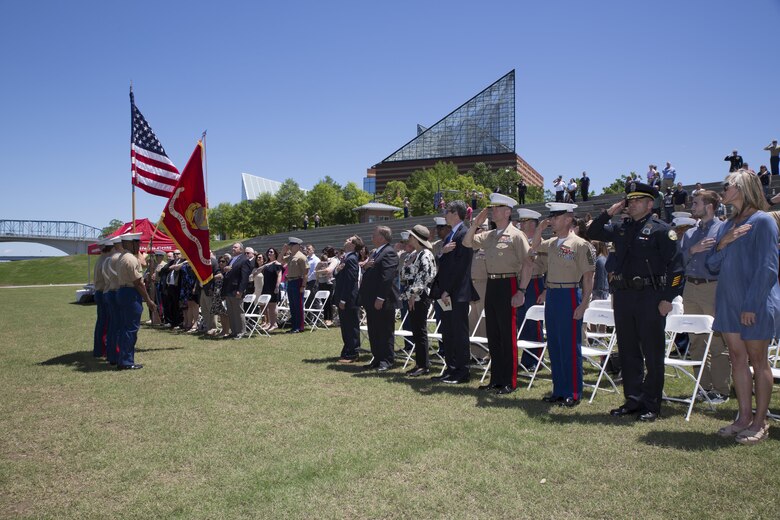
[531,203,595,407]
[587,182,684,421]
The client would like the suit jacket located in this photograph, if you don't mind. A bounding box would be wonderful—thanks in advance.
[333,252,360,308]
[359,244,400,310]
[431,223,477,303]
[222,254,251,296]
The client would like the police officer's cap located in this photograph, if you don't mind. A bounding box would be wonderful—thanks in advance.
[488,193,518,208]
[288,237,303,245]
[119,232,142,242]
[545,202,577,216]
[516,208,542,221]
[433,217,447,227]
[625,181,657,200]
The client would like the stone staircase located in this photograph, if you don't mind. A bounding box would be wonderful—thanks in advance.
[218,175,780,255]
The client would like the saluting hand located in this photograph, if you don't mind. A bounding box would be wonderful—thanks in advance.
[472,207,489,228]
[607,199,627,217]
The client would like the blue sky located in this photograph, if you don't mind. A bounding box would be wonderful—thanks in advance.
[1,0,779,255]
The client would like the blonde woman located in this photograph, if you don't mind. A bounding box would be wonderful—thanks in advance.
[707,171,780,444]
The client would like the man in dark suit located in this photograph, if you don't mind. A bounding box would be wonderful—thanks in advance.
[431,200,477,384]
[359,226,400,371]
[222,242,252,339]
[335,235,363,363]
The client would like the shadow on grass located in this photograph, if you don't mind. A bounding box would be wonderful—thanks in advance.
[38,351,113,372]
[639,430,737,451]
[136,347,184,353]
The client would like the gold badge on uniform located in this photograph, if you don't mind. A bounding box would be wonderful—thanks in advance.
[668,230,677,241]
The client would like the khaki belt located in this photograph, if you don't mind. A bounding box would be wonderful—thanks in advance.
[686,276,717,285]
[546,281,580,288]
[487,273,519,280]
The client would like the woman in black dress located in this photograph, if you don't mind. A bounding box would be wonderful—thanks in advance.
[261,248,283,331]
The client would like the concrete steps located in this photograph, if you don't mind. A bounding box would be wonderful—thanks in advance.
[218,175,780,256]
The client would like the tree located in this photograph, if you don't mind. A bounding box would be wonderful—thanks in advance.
[249,193,278,236]
[100,219,124,237]
[208,202,238,239]
[468,162,519,196]
[382,180,408,217]
[334,182,372,225]
[602,172,637,195]
[525,185,547,204]
[274,179,306,231]
[305,179,343,225]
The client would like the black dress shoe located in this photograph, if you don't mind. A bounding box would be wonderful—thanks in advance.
[431,372,451,381]
[542,394,564,403]
[561,397,580,408]
[610,404,640,417]
[443,376,469,384]
[362,362,379,370]
[496,386,515,395]
[637,410,660,422]
[407,367,430,377]
[117,364,143,370]
[479,383,500,391]
[376,364,393,372]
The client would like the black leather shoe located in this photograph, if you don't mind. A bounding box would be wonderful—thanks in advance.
[496,386,515,395]
[443,377,469,384]
[376,364,393,372]
[362,362,379,370]
[407,367,430,377]
[479,383,500,391]
[431,372,451,381]
[561,397,580,408]
[637,410,660,422]
[117,364,143,370]
[610,404,640,417]
[542,394,564,403]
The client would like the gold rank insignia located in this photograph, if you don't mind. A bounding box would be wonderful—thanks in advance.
[671,274,682,287]
[668,230,678,241]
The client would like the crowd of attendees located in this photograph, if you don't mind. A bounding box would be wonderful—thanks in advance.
[120,141,780,446]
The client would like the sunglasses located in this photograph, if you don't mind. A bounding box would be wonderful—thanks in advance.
[722,183,732,191]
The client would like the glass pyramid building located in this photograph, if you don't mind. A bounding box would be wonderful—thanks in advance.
[382,70,515,162]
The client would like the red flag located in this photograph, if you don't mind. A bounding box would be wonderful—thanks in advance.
[160,141,213,285]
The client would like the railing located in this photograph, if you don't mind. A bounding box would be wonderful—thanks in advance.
[0,220,102,240]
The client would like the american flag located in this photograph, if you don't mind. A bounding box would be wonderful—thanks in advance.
[130,90,180,197]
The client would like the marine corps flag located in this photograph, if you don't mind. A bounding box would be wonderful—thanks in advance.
[159,141,213,285]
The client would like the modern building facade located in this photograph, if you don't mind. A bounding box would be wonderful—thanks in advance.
[366,70,543,193]
[241,172,283,201]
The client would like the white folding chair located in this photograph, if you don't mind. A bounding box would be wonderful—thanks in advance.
[516,305,550,389]
[663,314,715,421]
[277,291,290,324]
[468,310,491,382]
[581,307,619,402]
[589,298,613,310]
[245,294,271,338]
[304,290,330,332]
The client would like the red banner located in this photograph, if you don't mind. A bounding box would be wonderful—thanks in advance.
[159,141,213,285]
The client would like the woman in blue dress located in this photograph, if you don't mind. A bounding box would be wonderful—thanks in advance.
[706,171,780,445]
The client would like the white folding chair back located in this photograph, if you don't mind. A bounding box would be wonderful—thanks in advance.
[246,294,272,338]
[304,290,330,332]
[468,309,491,382]
[663,314,715,421]
[581,307,619,402]
[516,304,549,389]
[589,298,612,310]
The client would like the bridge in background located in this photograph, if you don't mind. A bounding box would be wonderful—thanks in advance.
[0,220,102,255]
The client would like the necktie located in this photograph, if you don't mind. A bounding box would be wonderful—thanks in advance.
[444,231,454,244]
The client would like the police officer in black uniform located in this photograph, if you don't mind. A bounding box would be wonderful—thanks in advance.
[587,182,684,422]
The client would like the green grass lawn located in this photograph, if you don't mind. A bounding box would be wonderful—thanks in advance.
[0,255,92,286]
[1,287,778,519]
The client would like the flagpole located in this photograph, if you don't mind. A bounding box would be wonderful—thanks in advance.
[130,82,136,233]
[201,130,208,209]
